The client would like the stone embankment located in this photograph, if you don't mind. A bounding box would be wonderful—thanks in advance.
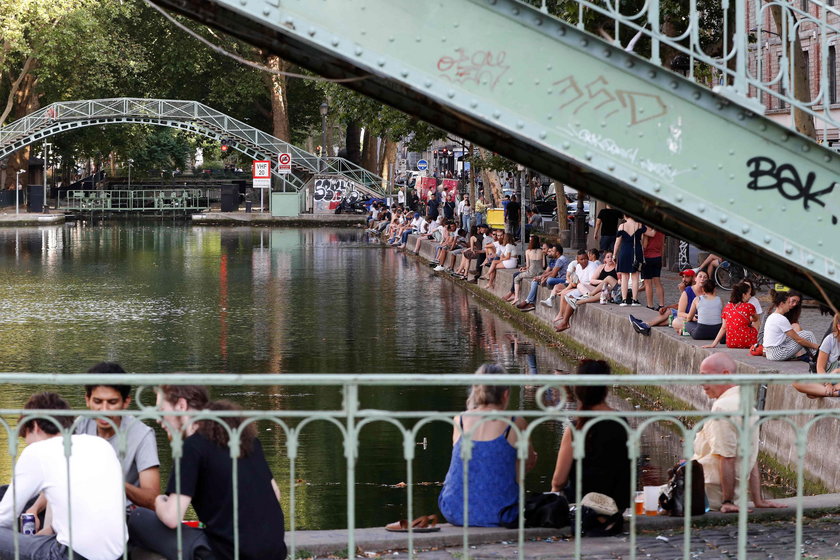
[405,232,840,492]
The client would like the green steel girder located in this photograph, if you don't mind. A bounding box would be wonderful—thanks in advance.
[150,0,840,303]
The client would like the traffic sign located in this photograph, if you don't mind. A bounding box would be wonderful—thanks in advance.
[253,160,271,189]
[416,159,428,171]
[278,152,292,174]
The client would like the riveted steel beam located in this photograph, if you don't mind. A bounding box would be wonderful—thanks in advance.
[150,0,840,303]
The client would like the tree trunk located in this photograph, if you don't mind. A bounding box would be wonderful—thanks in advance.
[769,5,817,139]
[477,148,503,207]
[263,55,291,142]
[360,129,379,173]
[3,70,39,189]
[345,121,361,164]
[380,139,397,191]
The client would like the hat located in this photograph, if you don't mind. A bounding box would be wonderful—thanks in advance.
[679,269,696,277]
[580,493,619,516]
[414,212,420,218]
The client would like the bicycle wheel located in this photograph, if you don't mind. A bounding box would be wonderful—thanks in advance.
[715,263,745,290]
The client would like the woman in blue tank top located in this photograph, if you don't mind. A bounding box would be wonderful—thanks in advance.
[672,269,707,334]
[438,363,537,527]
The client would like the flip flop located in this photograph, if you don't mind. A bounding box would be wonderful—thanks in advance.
[385,514,440,533]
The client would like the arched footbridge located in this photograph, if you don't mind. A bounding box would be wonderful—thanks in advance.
[0,98,389,197]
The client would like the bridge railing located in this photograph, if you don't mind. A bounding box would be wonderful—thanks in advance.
[58,189,211,212]
[0,372,833,560]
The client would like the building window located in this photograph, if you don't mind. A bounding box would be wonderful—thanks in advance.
[779,55,787,109]
[801,0,807,10]
[831,46,837,105]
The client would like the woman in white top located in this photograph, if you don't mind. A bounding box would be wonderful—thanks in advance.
[486,234,518,289]
[684,278,723,340]
[764,291,819,362]
[793,314,840,398]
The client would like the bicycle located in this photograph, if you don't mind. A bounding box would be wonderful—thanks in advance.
[714,260,774,291]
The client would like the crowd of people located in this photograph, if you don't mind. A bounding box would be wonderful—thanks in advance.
[437,355,786,532]
[0,362,286,560]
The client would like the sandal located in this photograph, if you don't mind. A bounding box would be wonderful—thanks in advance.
[385,514,440,533]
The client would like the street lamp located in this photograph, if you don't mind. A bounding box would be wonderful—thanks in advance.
[319,102,329,170]
[42,142,51,213]
[15,169,25,215]
[127,159,134,189]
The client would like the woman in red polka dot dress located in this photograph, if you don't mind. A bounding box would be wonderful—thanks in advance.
[703,282,759,349]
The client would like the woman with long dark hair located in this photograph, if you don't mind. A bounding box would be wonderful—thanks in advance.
[764,291,819,362]
[551,360,631,511]
[703,281,759,349]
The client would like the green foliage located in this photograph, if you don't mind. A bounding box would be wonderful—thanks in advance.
[125,128,191,174]
[468,151,518,174]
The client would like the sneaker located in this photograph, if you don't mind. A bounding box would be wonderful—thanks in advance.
[565,294,579,310]
[540,296,555,308]
[619,301,629,307]
[434,265,446,272]
[519,303,536,312]
[627,289,633,301]
[629,314,651,336]
[429,261,439,267]
[631,300,642,306]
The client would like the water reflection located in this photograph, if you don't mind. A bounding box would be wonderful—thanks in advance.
[0,224,686,529]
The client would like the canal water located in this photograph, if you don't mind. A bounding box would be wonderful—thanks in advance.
[0,224,681,529]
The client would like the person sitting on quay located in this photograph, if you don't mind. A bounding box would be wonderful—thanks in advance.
[437,228,469,273]
[644,269,697,328]
[587,247,601,268]
[390,212,421,247]
[472,228,501,284]
[703,282,759,350]
[793,313,840,398]
[548,250,599,333]
[683,277,723,340]
[410,214,442,254]
[438,363,537,527]
[742,279,764,333]
[431,221,459,270]
[588,250,618,305]
[671,269,708,334]
[129,385,287,560]
[551,360,631,521]
[0,392,126,560]
[397,213,428,249]
[467,224,493,283]
[763,290,819,363]
[693,353,784,512]
[503,236,544,307]
[485,233,518,289]
[516,243,568,312]
[694,252,722,279]
[452,225,481,279]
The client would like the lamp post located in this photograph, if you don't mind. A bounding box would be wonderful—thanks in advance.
[42,142,51,213]
[15,169,25,215]
[319,102,329,171]
[127,159,134,189]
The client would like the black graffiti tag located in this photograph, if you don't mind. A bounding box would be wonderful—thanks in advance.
[746,156,837,224]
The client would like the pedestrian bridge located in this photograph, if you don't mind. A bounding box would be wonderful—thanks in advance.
[0,98,389,198]
[151,0,840,303]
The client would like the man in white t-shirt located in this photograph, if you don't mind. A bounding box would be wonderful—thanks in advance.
[0,392,125,560]
[692,353,783,512]
[546,250,598,331]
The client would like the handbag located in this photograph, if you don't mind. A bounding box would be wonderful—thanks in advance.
[499,492,570,529]
[631,229,645,272]
[659,460,706,517]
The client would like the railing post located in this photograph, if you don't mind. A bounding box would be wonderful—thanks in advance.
[343,384,358,558]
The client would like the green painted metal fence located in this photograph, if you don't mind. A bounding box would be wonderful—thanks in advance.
[0,372,836,559]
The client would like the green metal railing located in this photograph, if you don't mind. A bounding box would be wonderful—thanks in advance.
[0,372,836,560]
[58,189,211,212]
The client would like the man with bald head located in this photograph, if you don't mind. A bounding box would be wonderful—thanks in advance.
[692,353,783,512]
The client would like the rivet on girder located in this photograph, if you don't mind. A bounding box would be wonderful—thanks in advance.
[493,111,501,119]
[331,39,340,47]
[400,70,409,78]
[283,17,294,26]
[764,236,772,244]
[546,114,553,120]
[600,122,607,128]
[558,27,566,36]
[470,100,478,108]
[308,28,316,37]
[649,70,657,79]
[516,121,524,129]
[581,38,589,47]
[670,81,678,89]
[262,8,271,16]
[729,198,735,204]
[534,79,541,85]
[785,247,793,255]
[717,164,723,170]
[729,149,734,156]
[693,91,701,100]
[546,64,553,71]
[802,144,810,152]
[698,205,706,213]
[604,49,611,58]
[354,47,363,56]
[512,7,520,15]
[585,152,593,160]
[630,174,638,182]
[547,89,553,95]
[759,123,767,131]
[489,0,497,4]
[424,80,432,88]
[535,17,543,26]
[741,225,750,234]
[825,155,832,163]
[692,164,698,170]
[377,59,386,67]
[239,0,246,5]
[737,113,745,121]
[415,36,422,42]
[781,133,790,142]
[757,205,763,211]
[539,131,547,140]
[608,163,615,171]
[447,90,455,99]
[625,59,635,68]
[720,215,728,223]
[676,194,684,202]
[781,206,787,212]
[562,142,571,150]
[828,267,836,275]
[388,36,395,43]
[807,255,815,264]
[653,185,661,193]
[729,174,734,180]
[716,102,724,110]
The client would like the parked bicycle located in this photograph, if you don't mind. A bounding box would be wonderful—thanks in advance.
[714,260,774,291]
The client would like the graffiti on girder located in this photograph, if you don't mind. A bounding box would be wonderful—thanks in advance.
[553,75,668,126]
[437,49,510,91]
[746,156,838,224]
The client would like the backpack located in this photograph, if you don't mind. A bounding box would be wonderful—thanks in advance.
[659,460,707,517]
[500,492,570,529]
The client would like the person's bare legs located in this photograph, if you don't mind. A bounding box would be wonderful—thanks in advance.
[646,277,665,308]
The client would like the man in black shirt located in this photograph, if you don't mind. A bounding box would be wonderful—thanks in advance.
[505,195,521,239]
[594,204,623,253]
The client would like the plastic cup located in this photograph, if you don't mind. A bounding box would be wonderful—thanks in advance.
[643,486,660,516]
[634,491,645,516]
